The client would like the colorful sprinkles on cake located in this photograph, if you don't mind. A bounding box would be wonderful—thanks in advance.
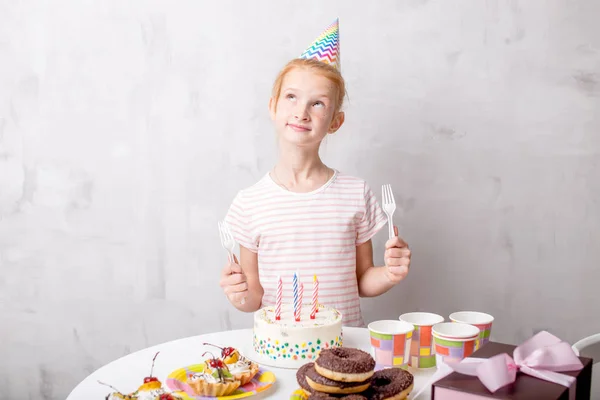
[253,333,343,361]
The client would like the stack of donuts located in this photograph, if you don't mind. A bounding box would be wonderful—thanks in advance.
[296,348,414,400]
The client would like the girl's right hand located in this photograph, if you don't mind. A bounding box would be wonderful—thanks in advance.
[219,255,248,305]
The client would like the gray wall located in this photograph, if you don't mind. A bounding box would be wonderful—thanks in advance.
[1,1,599,399]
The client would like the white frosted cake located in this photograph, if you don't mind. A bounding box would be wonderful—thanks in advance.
[252,303,343,368]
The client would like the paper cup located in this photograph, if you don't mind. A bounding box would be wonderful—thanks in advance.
[432,322,479,366]
[399,312,444,368]
[449,311,494,349]
[368,320,414,369]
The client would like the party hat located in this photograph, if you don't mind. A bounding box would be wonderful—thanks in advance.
[299,18,340,70]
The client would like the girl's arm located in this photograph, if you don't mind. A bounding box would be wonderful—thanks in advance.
[355,239,395,297]
[220,245,264,312]
[355,234,411,297]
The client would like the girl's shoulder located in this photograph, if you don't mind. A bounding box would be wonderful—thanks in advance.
[332,170,372,190]
[334,170,366,183]
[230,173,275,202]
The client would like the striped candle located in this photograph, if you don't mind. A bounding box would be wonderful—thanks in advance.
[316,274,319,312]
[293,272,299,321]
[310,275,318,319]
[275,275,282,320]
[298,282,304,321]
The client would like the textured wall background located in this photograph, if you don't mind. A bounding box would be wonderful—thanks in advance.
[1,1,599,399]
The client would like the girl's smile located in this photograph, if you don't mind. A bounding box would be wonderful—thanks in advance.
[286,123,311,132]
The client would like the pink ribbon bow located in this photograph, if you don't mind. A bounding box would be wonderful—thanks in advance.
[449,331,584,395]
[412,331,584,400]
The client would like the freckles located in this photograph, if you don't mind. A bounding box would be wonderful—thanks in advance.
[313,111,329,122]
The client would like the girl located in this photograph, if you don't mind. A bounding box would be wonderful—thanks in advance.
[220,25,411,327]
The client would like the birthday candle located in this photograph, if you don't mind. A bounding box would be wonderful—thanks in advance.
[316,274,319,312]
[298,282,304,322]
[293,272,299,321]
[275,275,282,320]
[311,275,318,319]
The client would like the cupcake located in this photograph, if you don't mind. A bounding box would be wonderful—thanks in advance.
[227,357,260,386]
[202,343,259,386]
[134,379,181,400]
[100,352,181,400]
[187,353,241,397]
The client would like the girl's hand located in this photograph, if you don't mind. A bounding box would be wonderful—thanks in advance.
[219,254,248,305]
[384,226,411,284]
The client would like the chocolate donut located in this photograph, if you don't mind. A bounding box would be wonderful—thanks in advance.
[305,363,371,394]
[307,393,368,400]
[364,368,414,400]
[296,363,315,394]
[314,348,376,382]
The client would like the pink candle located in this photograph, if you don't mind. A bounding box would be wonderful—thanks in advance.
[311,275,318,319]
[296,282,304,322]
[275,275,282,320]
[316,275,319,313]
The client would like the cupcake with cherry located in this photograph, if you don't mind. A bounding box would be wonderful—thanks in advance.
[99,352,181,400]
[203,343,259,386]
[187,351,240,397]
[186,343,260,396]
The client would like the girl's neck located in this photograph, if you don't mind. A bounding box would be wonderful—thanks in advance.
[271,143,333,192]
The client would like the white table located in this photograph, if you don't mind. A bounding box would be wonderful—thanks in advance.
[67,327,435,399]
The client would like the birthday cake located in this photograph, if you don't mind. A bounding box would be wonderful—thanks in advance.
[252,303,343,369]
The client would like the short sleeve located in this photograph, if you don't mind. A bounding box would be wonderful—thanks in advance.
[223,191,259,253]
[355,182,387,245]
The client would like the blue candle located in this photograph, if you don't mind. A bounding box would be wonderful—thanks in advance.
[293,271,299,320]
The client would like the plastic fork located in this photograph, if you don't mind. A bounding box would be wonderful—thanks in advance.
[382,184,397,239]
[218,221,245,305]
[218,220,235,264]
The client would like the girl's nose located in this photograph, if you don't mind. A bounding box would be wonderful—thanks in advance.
[294,104,309,121]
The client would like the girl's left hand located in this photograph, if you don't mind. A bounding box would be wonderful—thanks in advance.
[384,226,411,284]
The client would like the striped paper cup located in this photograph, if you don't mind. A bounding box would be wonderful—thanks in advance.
[432,322,479,366]
[399,312,444,369]
[449,311,494,350]
[368,320,414,369]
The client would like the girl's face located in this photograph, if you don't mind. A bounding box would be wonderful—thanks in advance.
[269,67,344,148]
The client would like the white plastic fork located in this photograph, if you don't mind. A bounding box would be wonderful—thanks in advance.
[218,220,235,264]
[218,220,246,305]
[382,184,397,239]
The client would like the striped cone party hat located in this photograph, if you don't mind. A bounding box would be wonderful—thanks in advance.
[299,18,340,70]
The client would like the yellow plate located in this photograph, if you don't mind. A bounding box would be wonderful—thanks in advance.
[166,364,275,399]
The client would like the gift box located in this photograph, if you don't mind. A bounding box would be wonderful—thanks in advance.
[432,339,593,399]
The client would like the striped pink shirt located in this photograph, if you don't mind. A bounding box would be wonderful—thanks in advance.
[224,170,387,327]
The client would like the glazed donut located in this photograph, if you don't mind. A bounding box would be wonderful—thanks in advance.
[364,368,414,400]
[305,363,371,394]
[314,348,376,382]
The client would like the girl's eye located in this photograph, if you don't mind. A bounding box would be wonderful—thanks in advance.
[313,101,324,108]
[286,94,296,100]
